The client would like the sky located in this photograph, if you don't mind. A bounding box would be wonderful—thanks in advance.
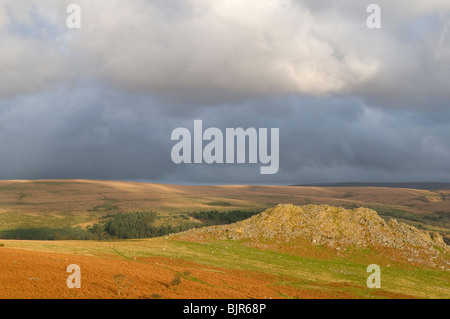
[0,0,450,185]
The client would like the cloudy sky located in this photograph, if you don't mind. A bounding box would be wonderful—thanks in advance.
[1,0,450,184]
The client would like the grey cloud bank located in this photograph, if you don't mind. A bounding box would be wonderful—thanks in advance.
[0,1,449,184]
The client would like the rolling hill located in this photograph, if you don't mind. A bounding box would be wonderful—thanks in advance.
[0,179,449,242]
[181,204,449,269]
[0,179,449,299]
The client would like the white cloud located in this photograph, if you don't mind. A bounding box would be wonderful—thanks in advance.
[1,0,449,103]
[65,0,383,96]
[0,0,71,97]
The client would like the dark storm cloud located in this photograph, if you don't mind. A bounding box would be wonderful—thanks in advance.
[1,88,450,184]
[0,0,450,184]
[0,87,173,180]
[176,97,450,184]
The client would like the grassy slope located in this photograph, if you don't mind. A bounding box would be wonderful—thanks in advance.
[2,237,448,299]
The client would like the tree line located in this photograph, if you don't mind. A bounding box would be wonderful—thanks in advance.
[188,210,260,225]
[0,209,261,240]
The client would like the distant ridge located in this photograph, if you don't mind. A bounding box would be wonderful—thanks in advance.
[292,182,450,190]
